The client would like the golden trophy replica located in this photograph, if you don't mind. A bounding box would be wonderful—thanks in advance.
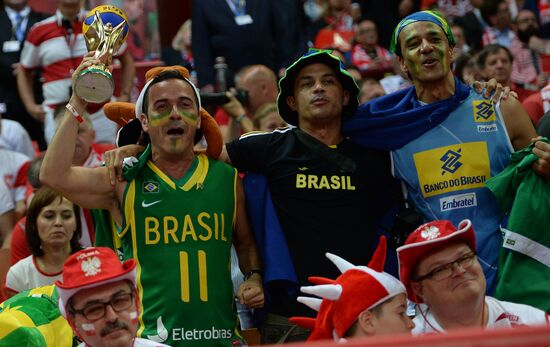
[75,5,129,103]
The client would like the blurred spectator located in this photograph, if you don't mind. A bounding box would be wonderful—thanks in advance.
[521,78,550,124]
[481,0,516,47]
[346,64,362,82]
[351,20,393,77]
[0,147,29,220]
[4,186,81,298]
[358,0,404,49]
[479,44,538,100]
[9,155,43,266]
[359,77,386,103]
[523,0,550,39]
[378,56,411,94]
[455,0,487,52]
[119,0,160,61]
[510,9,549,90]
[17,0,135,144]
[253,103,287,131]
[422,0,474,23]
[192,0,294,91]
[325,0,354,31]
[313,0,355,51]
[537,109,550,136]
[0,112,35,158]
[161,19,194,76]
[0,0,48,150]
[273,0,308,74]
[452,23,471,59]
[454,52,482,85]
[218,64,279,141]
[0,180,15,248]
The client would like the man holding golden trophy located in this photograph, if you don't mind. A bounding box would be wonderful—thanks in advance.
[75,4,130,103]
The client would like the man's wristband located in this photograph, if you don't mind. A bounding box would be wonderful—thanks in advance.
[66,103,84,123]
[244,269,263,281]
[235,114,246,123]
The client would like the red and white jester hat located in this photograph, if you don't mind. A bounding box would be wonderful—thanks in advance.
[290,236,406,342]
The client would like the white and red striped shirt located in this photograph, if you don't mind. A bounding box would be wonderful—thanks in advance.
[20,9,126,108]
[350,44,393,73]
[482,27,516,48]
[0,148,30,203]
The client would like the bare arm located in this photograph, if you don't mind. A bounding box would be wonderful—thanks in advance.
[16,68,45,122]
[40,54,118,210]
[117,51,135,102]
[499,97,537,151]
[233,177,264,308]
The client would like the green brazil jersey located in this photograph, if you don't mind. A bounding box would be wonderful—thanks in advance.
[120,147,243,347]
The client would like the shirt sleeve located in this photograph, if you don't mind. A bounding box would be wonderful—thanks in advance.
[0,180,14,215]
[5,262,25,293]
[226,132,273,173]
[20,26,42,69]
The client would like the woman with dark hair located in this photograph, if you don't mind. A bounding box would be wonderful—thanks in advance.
[4,187,81,297]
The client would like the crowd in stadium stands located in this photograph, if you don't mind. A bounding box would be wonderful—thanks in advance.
[1,0,550,346]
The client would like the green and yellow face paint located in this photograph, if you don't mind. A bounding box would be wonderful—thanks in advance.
[149,107,199,128]
[390,10,455,55]
[400,22,451,79]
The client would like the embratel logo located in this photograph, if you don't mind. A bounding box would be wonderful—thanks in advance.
[413,142,491,198]
[440,149,463,175]
[472,100,496,122]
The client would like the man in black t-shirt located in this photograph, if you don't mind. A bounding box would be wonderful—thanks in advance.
[222,49,402,343]
[103,49,403,343]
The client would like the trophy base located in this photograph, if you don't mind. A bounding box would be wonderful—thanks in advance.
[75,67,114,103]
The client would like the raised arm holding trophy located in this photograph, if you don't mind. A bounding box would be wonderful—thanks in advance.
[74,5,129,103]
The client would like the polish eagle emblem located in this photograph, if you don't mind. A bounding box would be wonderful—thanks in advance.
[420,226,440,240]
[81,256,102,277]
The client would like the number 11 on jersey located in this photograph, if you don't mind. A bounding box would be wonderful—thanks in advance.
[179,250,208,302]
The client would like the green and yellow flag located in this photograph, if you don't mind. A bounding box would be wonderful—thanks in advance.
[0,285,75,346]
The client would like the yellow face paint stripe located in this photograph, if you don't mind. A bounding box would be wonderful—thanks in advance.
[147,161,176,190]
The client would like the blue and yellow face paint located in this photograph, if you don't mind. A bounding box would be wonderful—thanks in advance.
[390,10,455,55]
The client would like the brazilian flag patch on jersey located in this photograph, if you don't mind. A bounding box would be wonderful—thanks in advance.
[143,181,159,193]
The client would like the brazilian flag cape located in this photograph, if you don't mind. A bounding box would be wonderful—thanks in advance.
[487,138,550,313]
[0,285,76,346]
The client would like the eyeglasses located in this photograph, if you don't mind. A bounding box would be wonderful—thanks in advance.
[413,251,476,282]
[72,292,134,321]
